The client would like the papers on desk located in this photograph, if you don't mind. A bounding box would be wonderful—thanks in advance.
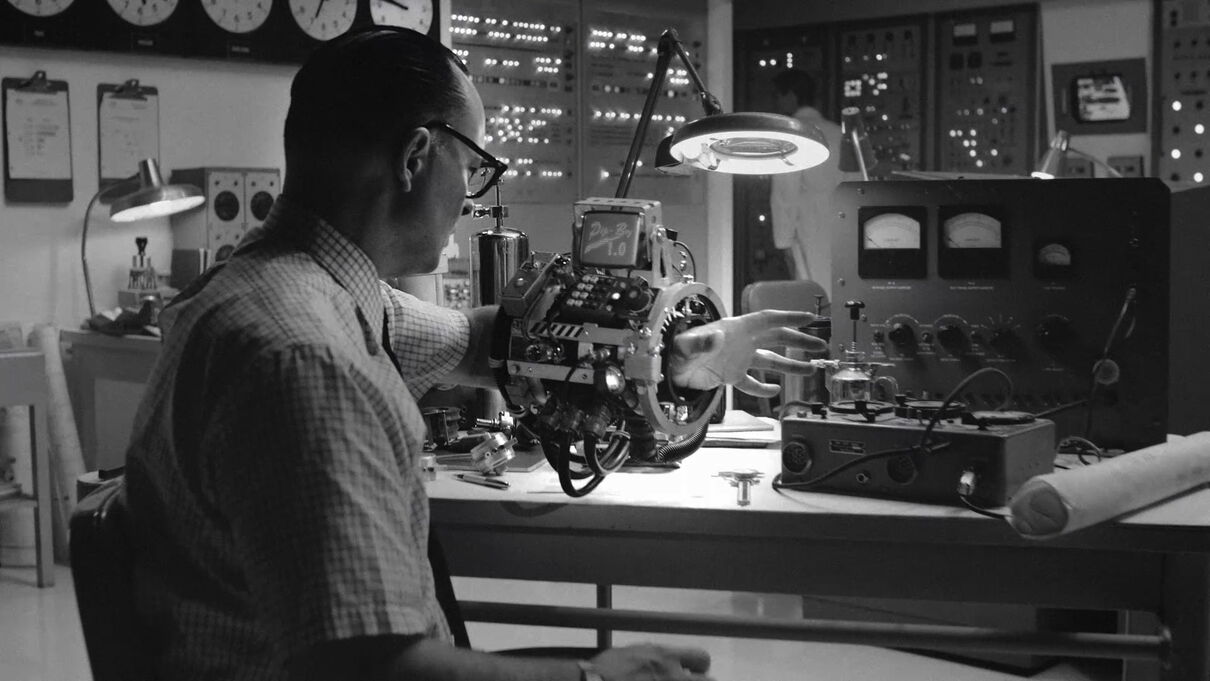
[704,410,779,448]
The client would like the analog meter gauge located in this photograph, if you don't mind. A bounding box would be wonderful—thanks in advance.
[1034,240,1075,280]
[938,207,1008,278]
[857,206,927,279]
[942,212,1002,248]
[864,213,921,249]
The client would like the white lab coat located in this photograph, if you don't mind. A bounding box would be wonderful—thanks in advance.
[769,106,855,299]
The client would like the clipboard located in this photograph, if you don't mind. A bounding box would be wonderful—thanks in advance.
[97,79,160,192]
[2,71,73,203]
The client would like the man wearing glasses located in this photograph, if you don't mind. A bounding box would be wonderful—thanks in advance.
[124,27,823,681]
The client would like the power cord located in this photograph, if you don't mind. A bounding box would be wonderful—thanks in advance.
[955,469,1012,520]
[917,367,1013,452]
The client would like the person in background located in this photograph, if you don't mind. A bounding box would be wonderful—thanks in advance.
[769,68,853,300]
[124,27,825,681]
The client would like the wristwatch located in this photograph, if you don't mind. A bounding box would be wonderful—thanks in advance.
[577,660,605,681]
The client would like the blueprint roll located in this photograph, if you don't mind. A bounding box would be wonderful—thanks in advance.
[1009,432,1210,539]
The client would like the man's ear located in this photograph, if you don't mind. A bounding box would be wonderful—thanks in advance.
[396,126,433,193]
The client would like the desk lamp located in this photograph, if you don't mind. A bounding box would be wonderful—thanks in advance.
[1031,131,1123,179]
[82,158,205,318]
[838,106,876,181]
[621,28,828,198]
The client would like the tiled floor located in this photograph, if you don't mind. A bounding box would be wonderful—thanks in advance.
[1,564,1117,681]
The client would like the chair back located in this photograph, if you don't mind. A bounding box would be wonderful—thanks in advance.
[70,476,155,681]
[740,279,829,317]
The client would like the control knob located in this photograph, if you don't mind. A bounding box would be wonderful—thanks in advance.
[1036,315,1073,352]
[888,323,915,346]
[936,324,966,351]
[989,327,1018,356]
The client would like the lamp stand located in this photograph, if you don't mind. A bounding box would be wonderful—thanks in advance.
[615,29,723,199]
[82,176,139,319]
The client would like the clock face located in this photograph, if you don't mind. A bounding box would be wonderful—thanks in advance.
[369,0,433,35]
[6,0,75,16]
[290,0,356,42]
[106,0,179,27]
[202,0,271,34]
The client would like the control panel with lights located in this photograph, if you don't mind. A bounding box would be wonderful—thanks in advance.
[831,179,1170,452]
[450,3,578,204]
[1157,0,1210,183]
[582,4,708,203]
[934,6,1036,174]
[838,19,926,178]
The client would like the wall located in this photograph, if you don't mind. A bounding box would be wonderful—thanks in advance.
[0,46,295,331]
[1040,0,1152,172]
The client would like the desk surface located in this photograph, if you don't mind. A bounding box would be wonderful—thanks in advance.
[428,447,1210,555]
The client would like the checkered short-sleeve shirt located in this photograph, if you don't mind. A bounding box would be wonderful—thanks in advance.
[124,197,469,680]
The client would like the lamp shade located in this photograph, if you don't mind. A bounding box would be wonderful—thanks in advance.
[667,112,830,175]
[109,158,205,222]
[83,158,205,319]
[1031,131,1070,179]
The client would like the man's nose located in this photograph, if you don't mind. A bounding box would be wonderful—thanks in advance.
[461,197,475,216]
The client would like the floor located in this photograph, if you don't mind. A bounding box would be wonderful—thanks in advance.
[1,564,1121,681]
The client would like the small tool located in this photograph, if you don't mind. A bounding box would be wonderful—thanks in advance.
[455,473,511,490]
[715,469,765,506]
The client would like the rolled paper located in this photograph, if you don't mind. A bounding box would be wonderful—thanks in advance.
[1009,432,1210,538]
[31,324,89,558]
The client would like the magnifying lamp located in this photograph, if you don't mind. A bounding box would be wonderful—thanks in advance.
[617,28,829,199]
[82,158,205,318]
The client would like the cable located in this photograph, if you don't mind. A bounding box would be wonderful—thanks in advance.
[959,495,1011,520]
[1035,399,1088,419]
[772,441,951,492]
[673,240,696,277]
[1058,435,1104,465]
[917,367,1013,452]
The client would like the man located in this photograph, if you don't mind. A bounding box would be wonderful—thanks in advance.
[125,27,823,681]
[768,68,853,300]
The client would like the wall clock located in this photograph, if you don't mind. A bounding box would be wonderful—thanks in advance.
[106,0,179,27]
[369,0,434,35]
[5,0,74,16]
[202,0,272,34]
[289,0,356,42]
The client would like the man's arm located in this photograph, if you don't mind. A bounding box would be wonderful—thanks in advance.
[452,305,824,396]
[444,304,500,389]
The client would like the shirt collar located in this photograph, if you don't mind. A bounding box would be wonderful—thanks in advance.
[261,196,386,336]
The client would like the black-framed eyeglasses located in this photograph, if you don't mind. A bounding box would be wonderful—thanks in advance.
[424,120,508,199]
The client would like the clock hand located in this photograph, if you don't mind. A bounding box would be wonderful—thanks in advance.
[381,0,411,11]
[313,0,327,20]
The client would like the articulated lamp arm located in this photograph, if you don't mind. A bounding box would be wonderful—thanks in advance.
[615,28,721,199]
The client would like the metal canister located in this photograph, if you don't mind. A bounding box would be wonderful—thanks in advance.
[783,315,832,405]
[472,227,529,306]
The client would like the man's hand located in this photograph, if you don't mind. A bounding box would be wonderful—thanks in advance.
[669,310,826,398]
[591,644,713,681]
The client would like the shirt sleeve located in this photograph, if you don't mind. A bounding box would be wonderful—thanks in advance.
[380,283,470,399]
[205,342,441,660]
